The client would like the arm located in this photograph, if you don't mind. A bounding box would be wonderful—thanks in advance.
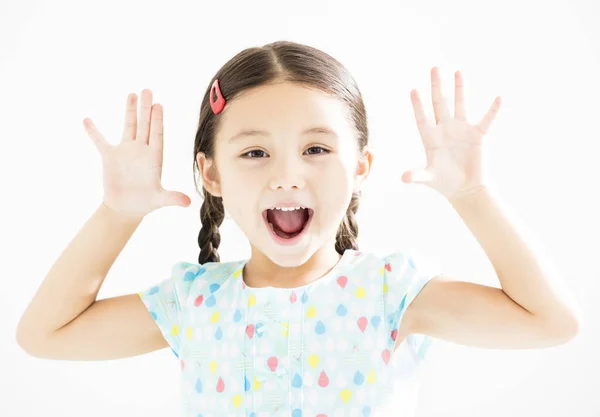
[404,186,583,348]
[16,203,144,348]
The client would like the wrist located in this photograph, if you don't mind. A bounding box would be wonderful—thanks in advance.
[100,203,145,226]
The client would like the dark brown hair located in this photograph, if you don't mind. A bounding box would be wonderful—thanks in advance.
[193,40,368,264]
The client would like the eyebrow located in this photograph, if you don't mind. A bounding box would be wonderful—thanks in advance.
[228,126,339,143]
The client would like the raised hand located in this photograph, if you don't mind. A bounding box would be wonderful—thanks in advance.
[403,67,502,202]
[84,89,191,220]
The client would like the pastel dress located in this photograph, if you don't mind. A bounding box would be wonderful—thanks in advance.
[137,249,438,417]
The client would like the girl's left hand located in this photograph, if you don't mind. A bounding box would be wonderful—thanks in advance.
[402,67,502,202]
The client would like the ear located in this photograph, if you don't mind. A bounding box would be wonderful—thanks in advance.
[353,146,374,193]
[196,152,222,197]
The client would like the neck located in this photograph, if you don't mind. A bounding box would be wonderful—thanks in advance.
[242,239,342,289]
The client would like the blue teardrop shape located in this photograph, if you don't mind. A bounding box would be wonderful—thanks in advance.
[292,409,302,417]
[148,286,159,295]
[244,376,251,391]
[354,371,365,385]
[371,316,381,329]
[315,320,326,335]
[301,292,308,304]
[255,322,264,337]
[362,406,371,417]
[195,378,203,393]
[233,308,242,323]
[291,373,303,388]
[205,295,216,307]
[209,283,220,293]
[150,311,157,320]
[215,327,223,340]
[336,304,348,316]
[387,312,396,325]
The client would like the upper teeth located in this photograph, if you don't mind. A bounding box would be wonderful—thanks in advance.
[272,207,305,211]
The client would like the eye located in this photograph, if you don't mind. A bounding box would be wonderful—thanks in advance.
[240,146,330,159]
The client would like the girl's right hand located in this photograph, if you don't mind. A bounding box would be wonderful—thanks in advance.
[83,89,191,220]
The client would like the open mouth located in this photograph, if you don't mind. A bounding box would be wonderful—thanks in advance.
[263,208,313,240]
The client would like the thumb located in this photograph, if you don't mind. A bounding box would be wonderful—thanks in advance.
[155,189,192,209]
[401,168,436,185]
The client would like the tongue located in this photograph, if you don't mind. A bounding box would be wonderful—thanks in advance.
[267,209,307,234]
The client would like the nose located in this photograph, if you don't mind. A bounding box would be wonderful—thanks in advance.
[268,153,306,191]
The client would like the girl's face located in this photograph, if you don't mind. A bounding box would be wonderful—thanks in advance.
[198,81,372,269]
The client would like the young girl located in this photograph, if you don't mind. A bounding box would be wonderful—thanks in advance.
[16,40,582,417]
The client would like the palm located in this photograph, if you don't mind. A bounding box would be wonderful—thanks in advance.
[84,90,190,218]
[101,141,164,196]
[404,67,501,201]
[418,120,484,197]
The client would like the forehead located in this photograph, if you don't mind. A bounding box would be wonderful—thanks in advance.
[216,82,354,143]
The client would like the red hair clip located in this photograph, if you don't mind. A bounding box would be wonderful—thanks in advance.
[210,79,226,114]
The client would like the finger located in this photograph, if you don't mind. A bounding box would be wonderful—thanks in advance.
[149,103,164,154]
[122,93,137,142]
[410,89,431,139]
[454,71,467,121]
[156,189,191,209]
[83,118,110,154]
[136,89,153,144]
[431,67,451,124]
[475,96,502,136]
[402,168,436,185]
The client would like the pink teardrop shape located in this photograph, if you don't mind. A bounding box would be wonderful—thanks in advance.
[216,377,225,393]
[180,360,185,371]
[246,324,255,339]
[357,317,368,333]
[267,356,278,372]
[391,329,398,341]
[242,282,246,289]
[290,291,297,303]
[385,262,392,272]
[337,276,348,288]
[318,370,329,387]
[194,295,204,307]
[382,349,391,365]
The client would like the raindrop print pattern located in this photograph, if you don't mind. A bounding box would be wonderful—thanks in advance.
[137,249,439,416]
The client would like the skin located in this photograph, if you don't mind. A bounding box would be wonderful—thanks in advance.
[197,81,373,289]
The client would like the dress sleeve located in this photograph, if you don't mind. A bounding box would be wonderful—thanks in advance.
[136,261,195,358]
[382,249,440,361]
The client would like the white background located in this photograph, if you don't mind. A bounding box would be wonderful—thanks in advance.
[2,0,599,416]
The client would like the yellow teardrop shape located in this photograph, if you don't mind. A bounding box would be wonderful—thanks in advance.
[253,376,261,390]
[185,327,193,340]
[367,369,376,383]
[171,324,179,337]
[232,393,242,408]
[306,305,317,318]
[340,389,352,403]
[307,354,320,369]
[210,311,220,323]
[355,287,366,298]
[248,293,256,307]
[209,360,217,375]
[282,322,289,337]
